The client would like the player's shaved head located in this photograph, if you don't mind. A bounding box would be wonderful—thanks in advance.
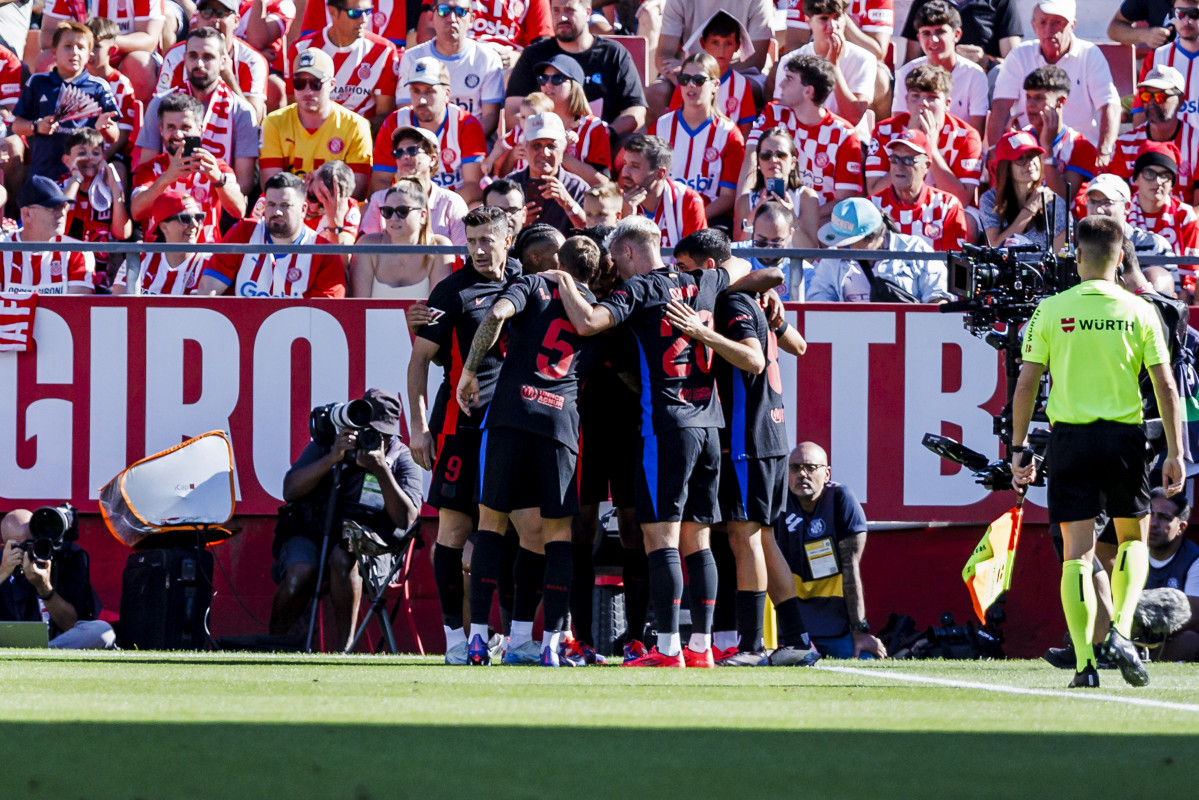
[1143,266,1177,297]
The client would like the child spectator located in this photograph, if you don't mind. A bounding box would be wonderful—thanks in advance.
[112,190,210,295]
[894,0,987,133]
[60,128,131,290]
[532,55,612,185]
[85,17,140,171]
[669,11,758,135]
[39,0,166,104]
[482,92,553,179]
[582,183,623,227]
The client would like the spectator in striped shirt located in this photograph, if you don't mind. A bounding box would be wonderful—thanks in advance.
[869,128,970,252]
[1128,141,1199,257]
[670,11,759,136]
[1113,65,1198,207]
[1021,65,1097,206]
[112,190,210,295]
[617,133,709,247]
[85,18,139,173]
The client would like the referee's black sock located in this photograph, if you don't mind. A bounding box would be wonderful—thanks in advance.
[432,543,465,631]
[736,590,766,652]
[684,549,717,638]
[647,548,682,640]
[622,547,649,644]
[468,530,503,636]
[543,541,573,633]
[775,597,811,648]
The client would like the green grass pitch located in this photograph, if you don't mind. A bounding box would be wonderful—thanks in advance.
[3,652,1197,799]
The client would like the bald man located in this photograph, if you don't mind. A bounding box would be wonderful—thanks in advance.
[0,510,115,649]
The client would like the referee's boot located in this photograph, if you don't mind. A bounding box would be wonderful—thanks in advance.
[1102,626,1150,687]
[1043,642,1116,670]
[1068,665,1100,689]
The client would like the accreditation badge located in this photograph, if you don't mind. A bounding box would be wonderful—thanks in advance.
[804,538,838,579]
[359,474,385,510]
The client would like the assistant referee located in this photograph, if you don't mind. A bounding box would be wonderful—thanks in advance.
[1010,215,1186,690]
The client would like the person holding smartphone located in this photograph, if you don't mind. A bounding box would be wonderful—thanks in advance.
[732,126,819,247]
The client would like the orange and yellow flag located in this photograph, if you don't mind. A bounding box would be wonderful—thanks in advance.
[961,504,1023,622]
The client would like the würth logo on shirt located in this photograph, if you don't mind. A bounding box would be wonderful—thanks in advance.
[1060,317,1075,333]
[1078,319,1134,332]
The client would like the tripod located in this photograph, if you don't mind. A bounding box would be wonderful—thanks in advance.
[305,463,342,653]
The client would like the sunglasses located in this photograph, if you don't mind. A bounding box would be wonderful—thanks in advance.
[293,76,326,91]
[758,149,789,161]
[198,5,234,17]
[677,74,711,87]
[392,144,425,158]
[166,212,204,225]
[536,73,570,86]
[435,4,469,17]
[751,238,786,248]
[890,154,927,166]
[335,5,373,18]
[1139,90,1177,103]
[379,205,422,219]
[1175,6,1199,20]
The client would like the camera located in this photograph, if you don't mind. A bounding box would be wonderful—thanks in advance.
[947,243,1078,333]
[309,401,383,457]
[11,503,77,573]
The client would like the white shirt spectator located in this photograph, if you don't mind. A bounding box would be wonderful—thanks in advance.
[808,231,949,302]
[397,39,504,119]
[893,56,990,122]
[991,36,1120,146]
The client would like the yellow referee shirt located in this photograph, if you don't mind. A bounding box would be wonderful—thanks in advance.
[260,102,373,178]
[1023,279,1170,425]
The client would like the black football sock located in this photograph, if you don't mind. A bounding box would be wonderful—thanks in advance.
[710,531,737,635]
[775,597,811,648]
[543,541,573,634]
[684,549,718,638]
[432,543,464,631]
[570,538,595,642]
[736,590,766,652]
[647,548,682,638]
[498,530,519,635]
[468,530,503,631]
[513,547,547,625]
[622,547,650,643]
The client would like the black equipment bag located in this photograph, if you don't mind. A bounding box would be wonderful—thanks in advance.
[118,546,215,650]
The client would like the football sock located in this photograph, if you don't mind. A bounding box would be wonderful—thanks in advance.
[1111,540,1149,638]
[1061,559,1097,671]
[541,630,562,653]
[498,531,519,633]
[543,541,574,636]
[570,537,595,643]
[710,530,737,634]
[513,547,546,629]
[775,597,811,648]
[657,631,681,657]
[509,620,534,648]
[443,626,466,649]
[468,530,503,631]
[688,632,712,652]
[736,590,767,652]
[432,543,465,631]
[623,547,650,643]
[469,623,490,643]
[713,630,739,652]
[647,548,683,651]
[685,549,718,636]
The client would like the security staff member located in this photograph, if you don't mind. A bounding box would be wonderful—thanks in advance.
[1011,215,1186,690]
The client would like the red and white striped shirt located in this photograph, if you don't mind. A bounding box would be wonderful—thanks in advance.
[45,0,164,34]
[648,111,745,203]
[1021,123,1097,184]
[644,179,708,248]
[289,28,400,119]
[1113,121,1199,203]
[670,69,757,127]
[235,0,297,73]
[93,68,139,147]
[471,0,551,50]
[156,38,268,104]
[164,81,246,166]
[866,112,982,188]
[786,0,893,33]
[1139,44,1199,130]
[205,220,346,298]
[0,44,21,111]
[0,233,94,295]
[871,184,968,251]
[747,102,802,150]
[300,0,407,46]
[566,114,611,172]
[131,154,236,242]
[792,110,864,204]
[373,104,487,190]
[1128,195,1199,256]
[115,251,209,295]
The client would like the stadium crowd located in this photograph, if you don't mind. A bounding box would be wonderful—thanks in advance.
[2,0,1199,670]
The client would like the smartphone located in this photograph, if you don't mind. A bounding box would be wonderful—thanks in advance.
[765,177,786,197]
[182,136,203,158]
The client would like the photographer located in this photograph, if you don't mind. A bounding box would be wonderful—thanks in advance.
[269,389,423,652]
[0,509,115,649]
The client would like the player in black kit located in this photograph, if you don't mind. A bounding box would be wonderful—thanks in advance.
[553,216,783,667]
[455,236,602,666]
[406,206,520,665]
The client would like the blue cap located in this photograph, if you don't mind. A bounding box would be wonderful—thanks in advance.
[17,175,74,209]
[534,54,586,86]
[818,198,882,247]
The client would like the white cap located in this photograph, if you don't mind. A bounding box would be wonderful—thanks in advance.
[522,112,567,144]
[1035,0,1075,22]
[1085,173,1131,204]
[1140,64,1186,94]
[405,57,451,87]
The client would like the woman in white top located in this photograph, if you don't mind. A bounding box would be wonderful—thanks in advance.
[733,126,819,247]
[349,178,455,299]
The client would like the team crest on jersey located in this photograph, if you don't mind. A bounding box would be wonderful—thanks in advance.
[357,63,373,80]
[808,518,825,537]
[814,152,830,168]
[373,10,388,26]
[725,96,738,114]
[49,260,63,277]
[287,267,302,282]
[465,73,480,88]
[755,113,766,127]
[704,147,719,163]
[866,138,879,155]
[442,148,457,165]
[328,138,345,154]
[511,0,526,15]
[520,385,538,400]
[1182,162,1193,179]
[924,222,942,239]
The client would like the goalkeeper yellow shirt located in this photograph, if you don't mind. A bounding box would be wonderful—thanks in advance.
[260,102,372,178]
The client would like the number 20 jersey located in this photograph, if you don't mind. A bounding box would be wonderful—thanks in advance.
[600,267,732,435]
[483,274,596,451]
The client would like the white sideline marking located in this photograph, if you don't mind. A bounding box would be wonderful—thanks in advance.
[816,664,1199,713]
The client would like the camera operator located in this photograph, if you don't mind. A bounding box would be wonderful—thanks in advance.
[0,510,115,649]
[269,389,423,652]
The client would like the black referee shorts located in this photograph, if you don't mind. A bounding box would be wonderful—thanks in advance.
[478,426,580,519]
[428,430,482,516]
[718,454,787,526]
[635,427,721,525]
[1047,421,1154,524]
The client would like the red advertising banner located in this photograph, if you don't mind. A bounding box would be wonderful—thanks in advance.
[2,297,1037,523]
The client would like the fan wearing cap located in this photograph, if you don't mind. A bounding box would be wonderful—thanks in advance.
[1113,65,1199,206]
[808,197,949,303]
[503,111,589,235]
[361,125,468,244]
[980,130,1068,251]
[1128,141,1199,258]
[370,57,485,205]
[1135,0,1199,132]
[271,387,423,653]
[288,0,400,128]
[869,129,968,253]
[1083,173,1173,261]
[0,176,94,295]
[395,0,504,138]
[113,190,209,295]
[260,48,373,199]
[1020,65,1098,204]
[532,54,612,185]
[989,0,1121,166]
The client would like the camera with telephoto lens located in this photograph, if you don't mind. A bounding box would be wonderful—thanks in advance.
[309,400,383,458]
[13,503,77,573]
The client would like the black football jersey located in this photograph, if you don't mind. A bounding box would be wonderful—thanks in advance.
[416,258,520,434]
[716,292,789,459]
[600,266,731,434]
[483,274,597,450]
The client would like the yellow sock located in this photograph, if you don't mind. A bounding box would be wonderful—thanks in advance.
[1111,540,1149,639]
[1060,559,1096,671]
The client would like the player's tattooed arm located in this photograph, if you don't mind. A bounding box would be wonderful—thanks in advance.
[456,299,516,414]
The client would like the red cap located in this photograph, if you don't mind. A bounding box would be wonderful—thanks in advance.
[147,190,198,240]
[996,130,1045,162]
[885,128,930,156]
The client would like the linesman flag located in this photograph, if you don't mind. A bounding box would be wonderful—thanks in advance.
[962,502,1023,623]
